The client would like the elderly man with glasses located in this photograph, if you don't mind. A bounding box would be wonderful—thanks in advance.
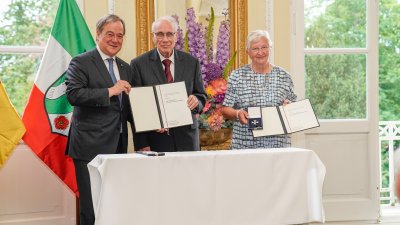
[130,16,206,153]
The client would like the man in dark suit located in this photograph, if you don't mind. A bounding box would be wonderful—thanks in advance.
[65,14,133,225]
[130,16,206,152]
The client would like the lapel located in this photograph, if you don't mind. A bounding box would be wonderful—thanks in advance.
[116,57,128,110]
[173,50,185,82]
[90,49,124,109]
[90,49,114,87]
[116,57,128,81]
[149,49,168,84]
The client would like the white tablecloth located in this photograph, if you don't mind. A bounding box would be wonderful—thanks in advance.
[88,148,325,225]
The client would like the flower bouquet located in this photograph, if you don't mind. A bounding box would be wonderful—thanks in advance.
[173,7,236,131]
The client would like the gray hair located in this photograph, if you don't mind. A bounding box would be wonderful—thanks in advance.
[151,16,178,33]
[96,14,126,35]
[246,30,273,50]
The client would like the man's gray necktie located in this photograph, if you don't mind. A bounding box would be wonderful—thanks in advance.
[107,58,118,84]
[106,58,121,105]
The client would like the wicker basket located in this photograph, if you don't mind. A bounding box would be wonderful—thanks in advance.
[199,128,232,150]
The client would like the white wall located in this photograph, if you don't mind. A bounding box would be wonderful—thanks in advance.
[0,144,76,225]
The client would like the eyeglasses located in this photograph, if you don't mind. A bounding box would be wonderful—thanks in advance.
[154,32,176,39]
[104,31,124,41]
[250,46,271,53]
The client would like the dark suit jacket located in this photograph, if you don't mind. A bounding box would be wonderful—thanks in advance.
[130,48,206,152]
[65,48,134,161]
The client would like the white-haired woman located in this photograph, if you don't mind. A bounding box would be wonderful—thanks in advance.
[221,30,297,149]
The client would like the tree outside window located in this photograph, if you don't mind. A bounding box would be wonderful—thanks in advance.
[0,0,58,115]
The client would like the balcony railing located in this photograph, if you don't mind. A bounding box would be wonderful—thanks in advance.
[379,121,400,205]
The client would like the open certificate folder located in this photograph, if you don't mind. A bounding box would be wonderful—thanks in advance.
[252,99,320,137]
[129,82,193,132]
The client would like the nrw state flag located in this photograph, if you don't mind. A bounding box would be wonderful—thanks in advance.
[22,0,95,195]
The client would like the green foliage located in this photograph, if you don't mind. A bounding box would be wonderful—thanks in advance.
[305,0,366,48]
[304,0,367,119]
[0,54,39,113]
[222,51,236,81]
[305,54,366,119]
[0,0,58,115]
[184,30,189,52]
[378,0,400,121]
[305,0,400,120]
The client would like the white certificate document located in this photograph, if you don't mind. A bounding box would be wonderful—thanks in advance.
[129,82,193,132]
[280,99,320,133]
[253,99,319,137]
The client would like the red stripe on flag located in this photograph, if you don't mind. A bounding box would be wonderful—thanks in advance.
[22,84,78,195]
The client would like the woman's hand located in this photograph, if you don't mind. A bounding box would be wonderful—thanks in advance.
[282,99,290,106]
[221,106,248,124]
[237,109,249,125]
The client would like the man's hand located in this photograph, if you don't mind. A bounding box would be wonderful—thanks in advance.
[137,146,151,151]
[187,95,199,110]
[156,128,169,134]
[108,80,131,97]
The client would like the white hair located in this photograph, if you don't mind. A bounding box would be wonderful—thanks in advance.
[151,16,178,33]
[246,30,273,50]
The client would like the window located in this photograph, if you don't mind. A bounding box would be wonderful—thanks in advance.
[303,0,367,119]
[0,0,58,115]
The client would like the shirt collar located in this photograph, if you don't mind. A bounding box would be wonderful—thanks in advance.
[97,45,116,61]
[157,48,175,64]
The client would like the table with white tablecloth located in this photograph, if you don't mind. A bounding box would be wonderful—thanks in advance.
[88,148,326,225]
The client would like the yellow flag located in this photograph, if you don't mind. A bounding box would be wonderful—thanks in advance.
[0,81,26,168]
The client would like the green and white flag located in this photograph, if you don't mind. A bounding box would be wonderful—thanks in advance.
[22,0,95,195]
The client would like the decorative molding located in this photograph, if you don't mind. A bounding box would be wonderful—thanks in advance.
[108,0,115,14]
[136,0,247,67]
[0,45,45,54]
[229,0,248,68]
[136,0,154,56]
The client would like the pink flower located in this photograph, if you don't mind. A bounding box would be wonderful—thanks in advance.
[207,110,224,131]
[202,101,212,113]
[210,78,227,95]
